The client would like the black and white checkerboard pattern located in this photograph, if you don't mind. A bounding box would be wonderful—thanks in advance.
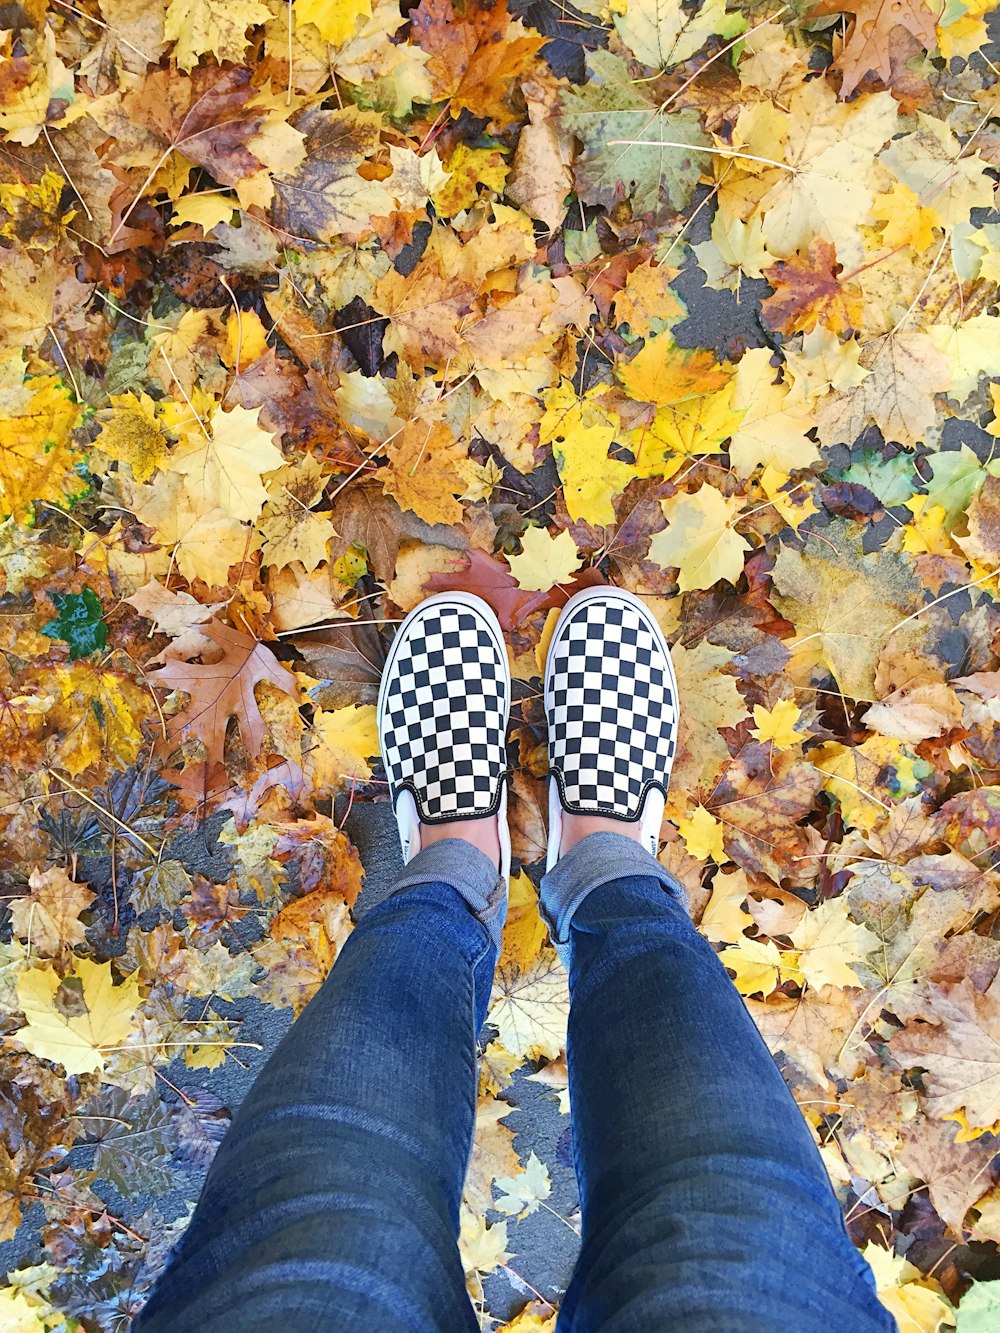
[548,598,677,819]
[381,605,509,822]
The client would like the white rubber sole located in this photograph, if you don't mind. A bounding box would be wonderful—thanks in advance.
[377,591,512,879]
[542,586,680,872]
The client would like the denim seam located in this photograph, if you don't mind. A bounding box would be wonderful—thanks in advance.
[383,838,507,956]
[539,831,689,945]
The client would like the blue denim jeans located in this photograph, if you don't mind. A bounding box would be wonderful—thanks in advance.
[134,833,892,1332]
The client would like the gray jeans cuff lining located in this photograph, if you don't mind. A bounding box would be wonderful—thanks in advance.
[538,831,688,945]
[383,838,506,955]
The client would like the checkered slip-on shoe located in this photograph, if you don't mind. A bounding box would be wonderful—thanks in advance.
[378,592,512,879]
[543,586,679,870]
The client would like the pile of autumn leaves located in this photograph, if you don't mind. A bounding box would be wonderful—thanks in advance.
[1,0,1000,1327]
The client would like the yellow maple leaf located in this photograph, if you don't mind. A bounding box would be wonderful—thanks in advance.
[47,664,145,776]
[614,0,745,70]
[223,308,269,371]
[0,377,86,521]
[676,805,726,863]
[772,526,925,701]
[480,1039,523,1096]
[751,699,803,748]
[164,0,270,72]
[260,458,332,573]
[296,0,372,45]
[150,309,220,394]
[729,347,817,477]
[812,736,921,833]
[758,464,818,531]
[751,80,898,270]
[540,382,631,526]
[694,211,776,290]
[434,145,509,218]
[649,485,750,591]
[308,705,379,795]
[863,1243,954,1331]
[93,393,169,484]
[499,871,548,974]
[170,403,284,524]
[489,948,569,1060]
[507,527,581,592]
[378,419,470,526]
[871,181,938,255]
[699,867,753,944]
[0,28,68,147]
[131,470,255,585]
[9,867,96,958]
[170,192,238,232]
[14,959,141,1076]
[459,1207,510,1279]
[613,260,683,338]
[619,336,730,410]
[0,168,75,250]
[788,898,877,990]
[493,1150,551,1219]
[718,936,784,997]
[0,1285,53,1333]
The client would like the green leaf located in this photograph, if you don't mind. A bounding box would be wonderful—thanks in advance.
[957,1280,1000,1333]
[924,445,1000,529]
[559,48,707,216]
[840,451,917,506]
[41,587,107,660]
[614,0,746,73]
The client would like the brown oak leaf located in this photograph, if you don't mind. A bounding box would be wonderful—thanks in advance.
[813,0,939,100]
[146,619,298,778]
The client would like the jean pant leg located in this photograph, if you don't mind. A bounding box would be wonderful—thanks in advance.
[541,833,893,1333]
[133,840,502,1333]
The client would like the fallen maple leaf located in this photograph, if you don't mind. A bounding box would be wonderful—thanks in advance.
[891,974,1000,1130]
[771,521,925,700]
[164,0,270,72]
[410,0,544,127]
[499,871,549,974]
[10,868,96,958]
[488,948,569,1060]
[614,0,746,71]
[14,960,141,1077]
[170,403,284,524]
[378,419,470,527]
[272,107,393,243]
[649,485,750,592]
[788,896,878,990]
[761,238,864,336]
[0,377,86,521]
[507,526,582,592]
[307,705,379,796]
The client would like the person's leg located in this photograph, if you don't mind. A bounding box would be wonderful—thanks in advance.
[542,831,892,1333]
[134,838,501,1333]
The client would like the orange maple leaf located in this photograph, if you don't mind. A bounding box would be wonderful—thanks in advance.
[761,239,864,337]
[410,0,545,126]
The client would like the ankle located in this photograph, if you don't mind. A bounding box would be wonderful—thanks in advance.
[559,813,641,857]
[420,815,502,865]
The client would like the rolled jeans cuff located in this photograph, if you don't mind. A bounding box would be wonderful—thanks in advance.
[539,830,689,945]
[376,838,507,956]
